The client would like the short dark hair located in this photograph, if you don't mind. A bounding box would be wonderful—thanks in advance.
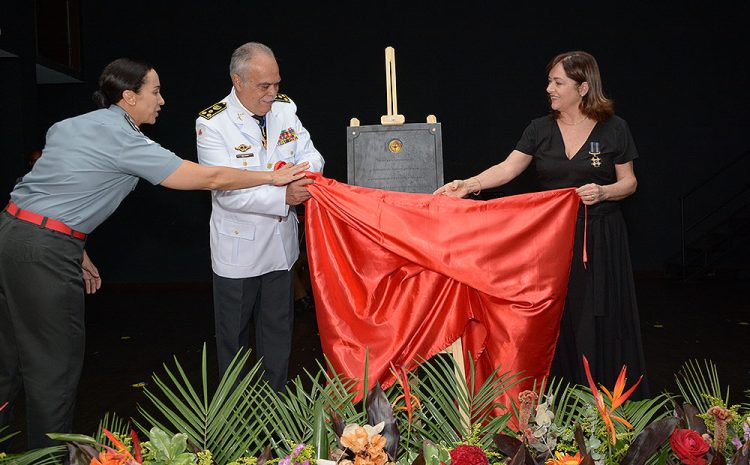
[92,58,153,108]
[546,51,614,121]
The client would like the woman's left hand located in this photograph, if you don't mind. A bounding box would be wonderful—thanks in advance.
[82,249,102,294]
[576,183,606,205]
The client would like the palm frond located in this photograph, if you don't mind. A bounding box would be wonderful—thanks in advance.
[409,354,518,450]
[674,359,726,412]
[137,344,272,464]
[0,426,18,446]
[540,377,586,430]
[263,375,317,455]
[0,446,65,465]
[93,412,131,445]
[620,393,673,435]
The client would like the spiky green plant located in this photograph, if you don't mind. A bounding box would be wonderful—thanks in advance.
[137,344,273,465]
[674,359,728,412]
[262,360,362,457]
[406,354,520,451]
[94,412,132,447]
[0,446,65,465]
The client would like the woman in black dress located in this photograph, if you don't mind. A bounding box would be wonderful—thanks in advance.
[435,50,647,395]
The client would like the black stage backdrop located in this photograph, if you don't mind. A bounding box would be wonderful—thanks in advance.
[1,1,749,282]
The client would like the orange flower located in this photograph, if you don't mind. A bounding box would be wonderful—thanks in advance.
[341,425,370,453]
[583,355,642,444]
[90,450,137,465]
[545,451,583,465]
[89,429,139,465]
[389,363,420,424]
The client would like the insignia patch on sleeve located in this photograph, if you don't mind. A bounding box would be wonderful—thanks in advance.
[198,102,227,119]
[278,127,298,145]
[274,93,291,103]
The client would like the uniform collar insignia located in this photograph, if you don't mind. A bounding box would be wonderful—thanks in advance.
[198,101,227,120]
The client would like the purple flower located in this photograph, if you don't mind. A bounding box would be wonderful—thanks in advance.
[292,443,305,458]
[279,455,291,465]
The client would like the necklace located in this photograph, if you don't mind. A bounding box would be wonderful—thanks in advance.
[559,115,588,126]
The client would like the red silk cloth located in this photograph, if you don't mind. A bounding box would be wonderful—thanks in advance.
[304,173,579,408]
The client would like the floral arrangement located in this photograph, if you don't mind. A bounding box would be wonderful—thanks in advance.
[1,348,749,465]
[336,423,392,465]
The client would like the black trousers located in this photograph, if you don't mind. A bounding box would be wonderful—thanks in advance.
[213,270,294,392]
[0,212,85,449]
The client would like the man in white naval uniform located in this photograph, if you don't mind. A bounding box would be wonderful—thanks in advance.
[196,42,324,391]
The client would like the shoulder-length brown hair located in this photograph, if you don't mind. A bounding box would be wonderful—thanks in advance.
[546,51,614,121]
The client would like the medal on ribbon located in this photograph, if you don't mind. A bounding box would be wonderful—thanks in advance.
[589,141,601,167]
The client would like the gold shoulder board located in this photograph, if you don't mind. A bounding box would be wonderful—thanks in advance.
[198,102,227,119]
[274,93,291,103]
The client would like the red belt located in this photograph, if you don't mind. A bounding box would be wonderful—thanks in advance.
[5,201,87,240]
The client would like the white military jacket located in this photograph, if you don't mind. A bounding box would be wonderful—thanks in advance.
[196,88,324,278]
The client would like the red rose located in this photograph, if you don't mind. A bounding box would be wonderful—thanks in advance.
[670,428,710,465]
[449,445,488,465]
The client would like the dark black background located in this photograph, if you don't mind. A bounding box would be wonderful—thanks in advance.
[1,1,749,281]
[2,0,750,445]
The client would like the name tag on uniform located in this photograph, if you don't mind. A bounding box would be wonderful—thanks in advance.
[235,153,255,158]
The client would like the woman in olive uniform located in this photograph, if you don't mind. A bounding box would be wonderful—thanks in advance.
[0,58,308,450]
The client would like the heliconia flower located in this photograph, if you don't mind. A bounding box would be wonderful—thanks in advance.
[583,355,642,444]
[389,362,420,424]
[90,449,138,465]
[545,451,583,465]
[101,428,137,464]
[130,430,142,463]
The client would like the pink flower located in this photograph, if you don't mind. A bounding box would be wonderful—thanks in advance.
[517,390,539,432]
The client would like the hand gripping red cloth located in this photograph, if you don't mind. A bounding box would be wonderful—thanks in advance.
[304,173,579,411]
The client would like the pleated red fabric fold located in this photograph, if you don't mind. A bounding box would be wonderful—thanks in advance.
[305,173,579,410]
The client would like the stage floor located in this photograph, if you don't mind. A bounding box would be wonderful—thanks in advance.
[3,273,749,450]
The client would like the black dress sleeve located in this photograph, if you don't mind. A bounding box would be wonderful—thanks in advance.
[515,120,539,155]
[613,117,639,164]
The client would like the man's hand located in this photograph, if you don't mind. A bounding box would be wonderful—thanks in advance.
[81,249,102,294]
[285,178,314,205]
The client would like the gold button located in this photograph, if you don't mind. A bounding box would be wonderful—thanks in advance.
[234,230,239,235]
[243,161,247,166]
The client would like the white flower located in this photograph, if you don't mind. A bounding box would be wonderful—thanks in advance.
[343,422,384,442]
[535,401,555,426]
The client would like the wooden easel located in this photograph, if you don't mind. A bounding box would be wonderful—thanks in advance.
[350,46,437,128]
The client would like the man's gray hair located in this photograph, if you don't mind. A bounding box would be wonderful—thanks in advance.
[230,42,275,80]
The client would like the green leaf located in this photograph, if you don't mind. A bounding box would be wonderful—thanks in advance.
[138,344,272,464]
[0,446,66,465]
